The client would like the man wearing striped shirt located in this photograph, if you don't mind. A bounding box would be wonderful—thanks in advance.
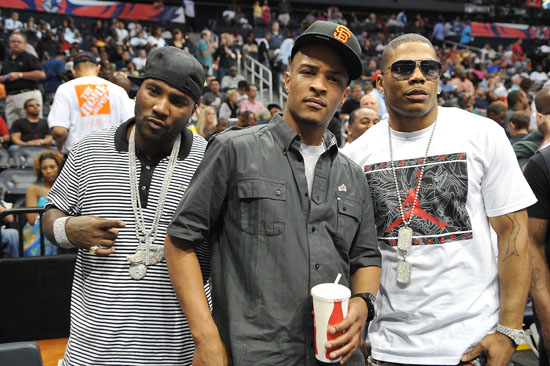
[43,47,209,366]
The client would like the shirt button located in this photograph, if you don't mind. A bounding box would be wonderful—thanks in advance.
[311,227,316,232]
[276,189,281,196]
[145,165,151,170]
[141,185,147,190]
[315,263,320,270]
[305,192,308,197]
[342,206,347,211]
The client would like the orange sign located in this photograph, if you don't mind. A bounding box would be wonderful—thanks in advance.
[75,84,111,117]
[333,25,352,44]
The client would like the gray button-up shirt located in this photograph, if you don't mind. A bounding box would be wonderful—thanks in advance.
[168,114,380,365]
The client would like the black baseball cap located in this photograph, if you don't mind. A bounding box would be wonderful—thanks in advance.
[74,52,97,65]
[128,46,205,104]
[291,21,363,80]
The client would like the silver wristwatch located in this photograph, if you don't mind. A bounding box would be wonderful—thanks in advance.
[496,324,525,346]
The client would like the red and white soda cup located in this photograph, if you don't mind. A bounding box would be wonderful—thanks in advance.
[311,283,351,363]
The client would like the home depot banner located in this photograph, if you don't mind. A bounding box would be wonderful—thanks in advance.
[0,0,185,23]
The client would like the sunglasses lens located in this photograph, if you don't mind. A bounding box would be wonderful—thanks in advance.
[420,61,442,80]
[391,61,416,80]
[390,60,442,80]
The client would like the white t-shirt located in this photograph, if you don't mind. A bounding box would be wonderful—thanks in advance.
[133,56,147,71]
[48,76,134,154]
[299,143,325,195]
[146,35,166,49]
[342,106,536,364]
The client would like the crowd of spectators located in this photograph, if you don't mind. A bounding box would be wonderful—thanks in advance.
[2,3,550,256]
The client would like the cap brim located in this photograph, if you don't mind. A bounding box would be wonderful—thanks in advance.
[292,33,363,80]
[128,75,143,86]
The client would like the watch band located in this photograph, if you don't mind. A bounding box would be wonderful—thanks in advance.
[351,292,377,322]
[496,324,525,346]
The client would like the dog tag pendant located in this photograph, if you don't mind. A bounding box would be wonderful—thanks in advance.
[397,226,413,251]
[129,263,147,280]
[396,259,411,283]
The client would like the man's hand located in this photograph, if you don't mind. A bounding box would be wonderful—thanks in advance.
[193,335,229,366]
[460,332,515,366]
[65,216,126,256]
[325,297,368,364]
[5,72,21,82]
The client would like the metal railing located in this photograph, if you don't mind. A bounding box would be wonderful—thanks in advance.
[240,51,273,105]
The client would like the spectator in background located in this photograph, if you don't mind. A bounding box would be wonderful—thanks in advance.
[43,51,68,107]
[133,48,147,71]
[23,150,63,257]
[509,110,530,144]
[460,20,472,45]
[360,92,380,111]
[129,30,148,50]
[216,117,229,134]
[196,106,218,140]
[269,21,284,49]
[236,80,249,101]
[5,12,23,33]
[48,52,133,154]
[346,106,380,144]
[170,28,191,53]
[278,0,291,27]
[451,67,474,96]
[279,32,295,69]
[221,66,245,91]
[9,98,52,155]
[0,116,11,148]
[432,16,445,48]
[253,1,263,27]
[0,32,46,128]
[36,31,61,61]
[487,101,507,128]
[262,0,271,26]
[243,32,259,58]
[504,89,530,133]
[340,84,363,121]
[200,78,224,112]
[196,29,216,75]
[239,84,265,115]
[146,26,166,50]
[214,33,237,81]
[236,110,257,127]
[0,201,18,258]
[219,89,240,119]
[184,0,196,32]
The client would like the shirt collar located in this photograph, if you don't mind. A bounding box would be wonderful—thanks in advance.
[268,113,338,157]
[114,118,194,160]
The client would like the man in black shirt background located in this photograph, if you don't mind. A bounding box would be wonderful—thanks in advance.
[0,32,45,128]
[9,98,52,155]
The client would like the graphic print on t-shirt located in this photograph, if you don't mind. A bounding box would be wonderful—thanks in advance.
[364,152,472,246]
[75,84,111,118]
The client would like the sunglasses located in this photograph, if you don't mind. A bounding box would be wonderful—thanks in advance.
[26,103,40,108]
[384,59,443,81]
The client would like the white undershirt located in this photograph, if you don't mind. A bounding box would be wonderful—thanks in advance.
[299,143,325,195]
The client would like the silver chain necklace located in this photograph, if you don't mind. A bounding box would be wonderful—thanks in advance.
[126,126,181,280]
[388,119,437,284]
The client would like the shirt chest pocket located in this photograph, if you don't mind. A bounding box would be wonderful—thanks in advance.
[335,196,362,250]
[237,178,287,236]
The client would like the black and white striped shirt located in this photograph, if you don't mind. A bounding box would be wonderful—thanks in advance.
[47,120,210,366]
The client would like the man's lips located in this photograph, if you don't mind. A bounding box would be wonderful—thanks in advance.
[303,97,326,109]
[405,88,429,101]
[147,117,165,129]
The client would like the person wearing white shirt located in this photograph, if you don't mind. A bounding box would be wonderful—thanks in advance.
[133,49,148,71]
[146,26,166,50]
[5,12,23,32]
[530,64,549,83]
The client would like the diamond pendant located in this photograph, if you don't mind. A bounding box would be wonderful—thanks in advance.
[396,259,411,283]
[397,226,413,251]
[129,263,147,280]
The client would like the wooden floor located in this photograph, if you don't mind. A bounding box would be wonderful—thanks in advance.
[35,338,67,366]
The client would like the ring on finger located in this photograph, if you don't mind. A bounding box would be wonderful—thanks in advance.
[89,246,100,255]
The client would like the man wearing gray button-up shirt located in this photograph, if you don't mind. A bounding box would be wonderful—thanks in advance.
[165,21,381,366]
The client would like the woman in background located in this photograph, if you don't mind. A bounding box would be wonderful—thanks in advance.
[196,106,218,140]
[23,150,64,256]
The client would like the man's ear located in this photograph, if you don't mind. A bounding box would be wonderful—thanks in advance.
[340,87,350,107]
[284,70,291,94]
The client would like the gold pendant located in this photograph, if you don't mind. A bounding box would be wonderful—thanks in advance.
[398,226,413,251]
[396,259,411,284]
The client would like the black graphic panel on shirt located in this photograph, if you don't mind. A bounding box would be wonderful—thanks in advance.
[364,152,472,246]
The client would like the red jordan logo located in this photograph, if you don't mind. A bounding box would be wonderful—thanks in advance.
[386,172,448,232]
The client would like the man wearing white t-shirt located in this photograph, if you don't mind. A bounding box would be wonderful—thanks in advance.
[48,52,133,154]
[343,34,536,366]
